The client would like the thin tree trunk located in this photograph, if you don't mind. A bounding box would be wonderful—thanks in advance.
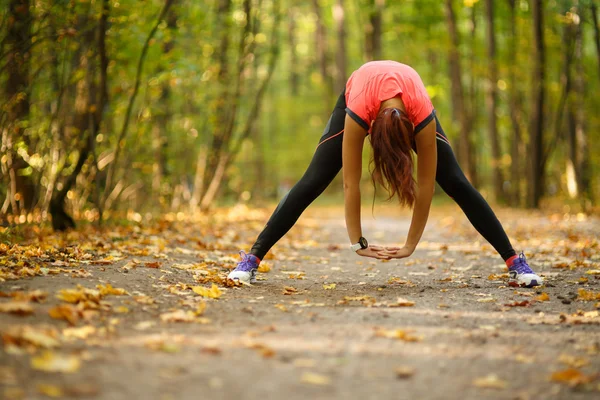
[591,2,600,77]
[199,0,281,211]
[365,0,383,61]
[312,0,330,89]
[527,0,546,208]
[507,0,523,206]
[288,5,299,95]
[444,0,474,183]
[484,0,504,202]
[104,0,175,206]
[4,0,34,215]
[333,0,347,94]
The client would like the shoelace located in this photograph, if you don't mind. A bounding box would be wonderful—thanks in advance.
[510,252,534,274]
[235,251,258,272]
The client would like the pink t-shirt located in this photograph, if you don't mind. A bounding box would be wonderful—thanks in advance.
[345,61,434,133]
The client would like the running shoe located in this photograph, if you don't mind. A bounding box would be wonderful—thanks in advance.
[227,251,260,284]
[508,252,543,287]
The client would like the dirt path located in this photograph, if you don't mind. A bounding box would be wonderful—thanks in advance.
[1,205,599,399]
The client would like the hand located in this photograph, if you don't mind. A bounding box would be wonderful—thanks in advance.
[356,245,392,260]
[376,245,414,260]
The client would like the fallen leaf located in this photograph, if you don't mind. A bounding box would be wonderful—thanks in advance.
[62,325,96,340]
[192,284,222,299]
[11,290,48,303]
[395,366,415,379]
[585,269,600,275]
[388,297,416,307]
[577,289,600,301]
[558,354,589,368]
[282,286,298,295]
[248,342,275,358]
[114,306,129,313]
[31,351,81,373]
[48,304,80,325]
[97,283,128,296]
[2,326,60,349]
[472,374,507,389]
[274,304,288,312]
[37,383,63,398]
[144,261,162,269]
[375,328,422,342]
[301,372,331,385]
[0,301,33,315]
[477,298,496,303]
[257,263,271,273]
[504,300,530,307]
[323,283,336,290]
[550,368,596,386]
[535,293,550,302]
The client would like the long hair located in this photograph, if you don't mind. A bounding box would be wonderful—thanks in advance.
[369,107,416,208]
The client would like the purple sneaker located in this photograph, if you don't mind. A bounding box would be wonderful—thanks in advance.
[508,252,543,288]
[227,251,260,284]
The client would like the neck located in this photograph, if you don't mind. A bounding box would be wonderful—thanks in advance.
[379,96,406,114]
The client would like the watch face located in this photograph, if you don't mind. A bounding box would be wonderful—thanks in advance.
[359,237,368,249]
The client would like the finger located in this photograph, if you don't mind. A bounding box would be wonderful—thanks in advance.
[384,246,401,251]
[369,245,384,251]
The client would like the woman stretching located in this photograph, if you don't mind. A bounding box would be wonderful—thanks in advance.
[228,61,542,288]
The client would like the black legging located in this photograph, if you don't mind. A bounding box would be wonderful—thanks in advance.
[251,92,516,262]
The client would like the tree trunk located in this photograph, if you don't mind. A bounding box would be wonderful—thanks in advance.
[153,0,178,197]
[444,0,475,184]
[3,0,34,215]
[365,0,383,61]
[288,5,299,95]
[527,0,546,208]
[591,2,600,78]
[484,0,504,202]
[333,0,347,94]
[312,0,330,90]
[507,0,523,206]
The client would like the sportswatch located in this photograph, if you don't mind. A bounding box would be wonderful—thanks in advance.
[350,237,368,252]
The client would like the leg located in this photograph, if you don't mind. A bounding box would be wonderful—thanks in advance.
[250,93,347,260]
[432,116,516,261]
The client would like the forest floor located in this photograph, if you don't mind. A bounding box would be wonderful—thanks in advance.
[1,204,600,400]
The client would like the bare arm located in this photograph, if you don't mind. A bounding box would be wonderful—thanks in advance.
[342,115,388,259]
[380,119,437,258]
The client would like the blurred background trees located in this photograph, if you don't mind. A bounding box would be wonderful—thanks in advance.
[1,0,598,229]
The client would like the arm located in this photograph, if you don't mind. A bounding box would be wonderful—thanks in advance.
[342,114,366,245]
[342,115,388,259]
[380,119,437,258]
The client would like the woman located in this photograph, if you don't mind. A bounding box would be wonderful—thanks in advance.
[228,61,542,288]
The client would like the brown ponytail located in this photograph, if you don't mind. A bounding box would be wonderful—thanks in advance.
[369,108,416,208]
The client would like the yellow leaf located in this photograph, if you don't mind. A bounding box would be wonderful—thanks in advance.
[160,310,197,323]
[535,293,550,302]
[282,286,298,295]
[395,366,416,379]
[585,269,600,275]
[37,383,63,398]
[0,301,33,315]
[274,304,288,312]
[31,351,81,373]
[389,297,415,307]
[473,374,507,389]
[257,263,271,273]
[114,306,129,313]
[62,326,96,340]
[301,372,331,385]
[48,305,80,325]
[375,329,422,342]
[322,283,336,290]
[558,354,589,368]
[97,284,128,296]
[550,368,595,386]
[577,289,600,301]
[192,284,222,299]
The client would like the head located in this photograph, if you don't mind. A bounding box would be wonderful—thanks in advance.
[369,108,416,207]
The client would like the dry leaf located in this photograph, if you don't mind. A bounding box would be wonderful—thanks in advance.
[550,368,596,386]
[160,310,196,322]
[62,326,96,340]
[144,261,162,269]
[504,300,530,307]
[577,289,600,301]
[477,298,496,303]
[472,374,507,389]
[192,284,222,299]
[248,342,275,358]
[301,372,331,385]
[31,351,81,373]
[388,297,415,307]
[37,383,63,398]
[282,286,298,295]
[323,283,336,290]
[375,328,422,342]
[0,301,34,315]
[535,292,550,302]
[48,304,80,325]
[97,283,128,296]
[2,326,61,349]
[558,354,589,368]
[257,263,271,273]
[274,304,288,312]
[395,366,415,379]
